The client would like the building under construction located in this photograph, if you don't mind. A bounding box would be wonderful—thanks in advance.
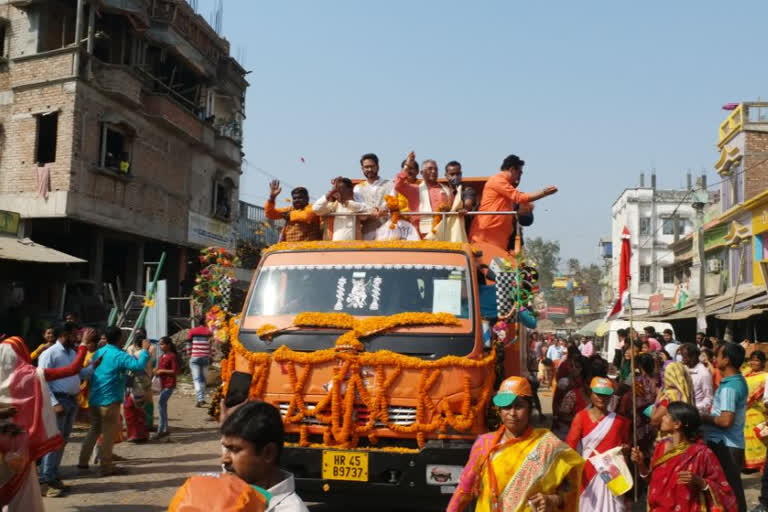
[0,0,248,336]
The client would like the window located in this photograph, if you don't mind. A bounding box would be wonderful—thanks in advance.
[213,179,233,221]
[722,165,744,212]
[247,259,471,319]
[662,267,674,284]
[35,112,58,164]
[639,265,651,283]
[662,217,687,237]
[639,218,651,235]
[0,22,6,58]
[99,124,132,174]
[730,243,753,286]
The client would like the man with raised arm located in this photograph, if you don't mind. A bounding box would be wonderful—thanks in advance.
[394,152,453,237]
[264,180,320,242]
[470,154,558,252]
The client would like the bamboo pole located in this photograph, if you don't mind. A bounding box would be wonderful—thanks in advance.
[125,252,166,347]
[628,292,639,502]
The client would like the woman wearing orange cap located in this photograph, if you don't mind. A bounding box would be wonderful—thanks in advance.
[448,376,583,512]
[565,377,630,511]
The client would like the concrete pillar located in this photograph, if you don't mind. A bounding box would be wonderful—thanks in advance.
[89,230,104,285]
[135,241,145,294]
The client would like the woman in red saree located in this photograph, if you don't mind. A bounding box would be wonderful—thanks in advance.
[631,401,736,512]
[552,355,590,440]
[566,377,630,511]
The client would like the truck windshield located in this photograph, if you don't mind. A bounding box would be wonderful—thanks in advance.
[247,262,471,319]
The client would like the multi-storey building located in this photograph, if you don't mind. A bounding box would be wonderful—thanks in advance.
[650,103,768,342]
[0,0,247,331]
[609,173,709,314]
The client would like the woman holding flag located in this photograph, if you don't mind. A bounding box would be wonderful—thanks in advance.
[566,377,631,511]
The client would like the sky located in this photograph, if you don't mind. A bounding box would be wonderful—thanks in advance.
[197,1,768,263]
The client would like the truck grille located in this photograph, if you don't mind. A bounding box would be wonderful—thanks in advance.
[278,402,417,427]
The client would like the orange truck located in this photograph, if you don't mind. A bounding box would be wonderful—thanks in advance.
[223,237,525,509]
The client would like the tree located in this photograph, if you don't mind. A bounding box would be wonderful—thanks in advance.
[525,237,561,290]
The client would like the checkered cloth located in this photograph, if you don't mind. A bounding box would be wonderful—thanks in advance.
[495,271,516,317]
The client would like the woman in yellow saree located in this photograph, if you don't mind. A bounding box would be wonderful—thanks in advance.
[743,350,767,470]
[448,376,583,512]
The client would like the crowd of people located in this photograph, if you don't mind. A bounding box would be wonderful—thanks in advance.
[451,327,768,512]
[0,313,218,511]
[264,152,558,251]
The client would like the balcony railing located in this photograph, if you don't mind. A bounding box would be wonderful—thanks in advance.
[719,102,768,146]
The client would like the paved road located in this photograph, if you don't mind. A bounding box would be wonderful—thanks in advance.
[42,385,763,511]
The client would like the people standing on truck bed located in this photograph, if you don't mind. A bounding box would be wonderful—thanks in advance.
[312,177,369,240]
[425,160,471,243]
[265,180,321,242]
[448,376,583,512]
[470,154,558,252]
[353,152,393,239]
[394,151,453,238]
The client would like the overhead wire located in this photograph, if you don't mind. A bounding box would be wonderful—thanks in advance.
[633,156,768,274]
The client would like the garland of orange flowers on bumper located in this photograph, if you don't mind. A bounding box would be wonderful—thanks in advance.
[224,311,495,449]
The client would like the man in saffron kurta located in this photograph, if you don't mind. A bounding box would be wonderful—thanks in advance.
[448,376,583,512]
[264,180,320,242]
[470,154,558,252]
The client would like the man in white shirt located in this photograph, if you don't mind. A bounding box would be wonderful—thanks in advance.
[662,328,680,360]
[579,337,594,357]
[680,342,713,415]
[353,153,393,239]
[313,177,369,240]
[369,217,421,241]
[220,402,309,512]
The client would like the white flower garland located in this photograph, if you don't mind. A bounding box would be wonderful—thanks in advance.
[369,276,383,310]
[334,277,347,311]
[346,278,368,309]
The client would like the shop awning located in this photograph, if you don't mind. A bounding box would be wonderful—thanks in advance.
[716,308,767,320]
[0,237,86,264]
[643,287,766,321]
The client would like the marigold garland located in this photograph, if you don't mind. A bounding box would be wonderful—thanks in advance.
[384,194,409,229]
[294,311,461,351]
[226,310,496,449]
[432,202,452,234]
[264,240,470,254]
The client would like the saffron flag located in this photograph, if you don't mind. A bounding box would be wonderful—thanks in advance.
[606,226,631,320]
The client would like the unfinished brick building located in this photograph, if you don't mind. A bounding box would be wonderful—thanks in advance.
[0,0,248,324]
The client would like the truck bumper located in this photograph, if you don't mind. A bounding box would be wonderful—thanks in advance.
[282,443,471,508]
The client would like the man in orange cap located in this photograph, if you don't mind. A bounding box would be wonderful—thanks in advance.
[448,376,583,512]
[566,377,630,512]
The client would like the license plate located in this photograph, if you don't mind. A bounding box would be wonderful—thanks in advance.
[321,450,369,482]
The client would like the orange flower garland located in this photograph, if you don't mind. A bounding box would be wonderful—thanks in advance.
[256,324,279,339]
[384,194,409,229]
[431,202,452,234]
[226,310,496,449]
[263,240,469,254]
[294,311,461,351]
